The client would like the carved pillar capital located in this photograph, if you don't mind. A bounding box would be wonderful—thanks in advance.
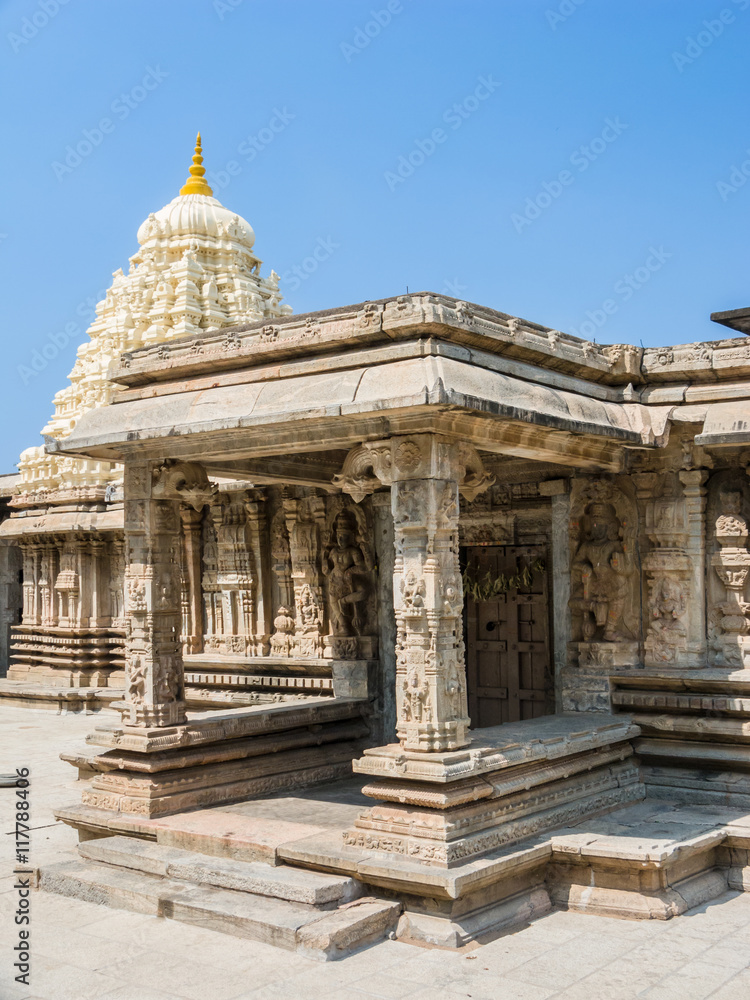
[679,469,710,493]
[334,435,494,503]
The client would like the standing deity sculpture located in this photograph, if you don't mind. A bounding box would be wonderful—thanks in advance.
[322,510,372,637]
[571,500,632,642]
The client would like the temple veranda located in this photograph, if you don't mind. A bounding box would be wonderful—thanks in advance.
[1,141,750,955]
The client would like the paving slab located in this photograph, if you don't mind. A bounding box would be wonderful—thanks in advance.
[2,705,750,1000]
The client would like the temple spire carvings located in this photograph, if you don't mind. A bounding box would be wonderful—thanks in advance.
[16,136,292,498]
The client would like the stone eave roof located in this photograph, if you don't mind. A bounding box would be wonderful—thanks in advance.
[711,306,750,337]
[105,292,750,392]
[48,347,659,471]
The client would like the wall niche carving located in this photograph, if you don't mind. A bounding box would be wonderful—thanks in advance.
[322,497,377,660]
[569,478,639,667]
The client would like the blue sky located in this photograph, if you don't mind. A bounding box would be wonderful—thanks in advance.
[0,0,748,471]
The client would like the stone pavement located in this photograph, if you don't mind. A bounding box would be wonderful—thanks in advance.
[0,705,749,1000]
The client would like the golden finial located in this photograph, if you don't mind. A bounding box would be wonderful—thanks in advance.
[179,133,213,196]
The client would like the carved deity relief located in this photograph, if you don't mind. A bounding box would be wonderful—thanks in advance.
[707,475,750,668]
[572,501,631,641]
[647,577,687,653]
[401,570,426,611]
[569,479,638,652]
[321,501,376,658]
[402,666,430,722]
[298,584,321,633]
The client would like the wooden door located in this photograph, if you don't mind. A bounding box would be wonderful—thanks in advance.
[464,544,553,728]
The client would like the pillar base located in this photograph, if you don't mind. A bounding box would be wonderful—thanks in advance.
[114,700,187,728]
[346,714,642,867]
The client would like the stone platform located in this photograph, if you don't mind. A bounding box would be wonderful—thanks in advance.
[0,678,121,713]
[57,697,371,823]
[346,714,645,867]
[612,667,750,808]
[39,835,401,961]
[50,712,750,949]
[51,774,750,950]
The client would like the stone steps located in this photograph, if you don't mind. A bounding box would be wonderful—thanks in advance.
[39,837,401,960]
[78,835,361,905]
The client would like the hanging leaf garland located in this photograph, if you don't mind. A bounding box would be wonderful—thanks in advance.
[461,557,545,602]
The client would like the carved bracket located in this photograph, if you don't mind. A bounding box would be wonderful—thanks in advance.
[333,438,494,502]
[152,460,217,510]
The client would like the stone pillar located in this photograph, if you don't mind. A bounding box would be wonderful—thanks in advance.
[20,542,38,626]
[335,435,493,751]
[284,496,325,656]
[245,493,272,654]
[88,538,107,626]
[179,505,204,654]
[539,480,570,713]
[371,491,396,744]
[679,469,709,667]
[121,462,186,728]
[391,441,469,751]
[39,542,58,627]
[109,536,126,628]
[0,543,22,676]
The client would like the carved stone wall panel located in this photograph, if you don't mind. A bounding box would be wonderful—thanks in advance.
[631,469,707,669]
[284,495,326,657]
[707,471,750,668]
[244,492,272,653]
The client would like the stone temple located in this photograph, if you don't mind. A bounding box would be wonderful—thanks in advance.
[1,137,749,955]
